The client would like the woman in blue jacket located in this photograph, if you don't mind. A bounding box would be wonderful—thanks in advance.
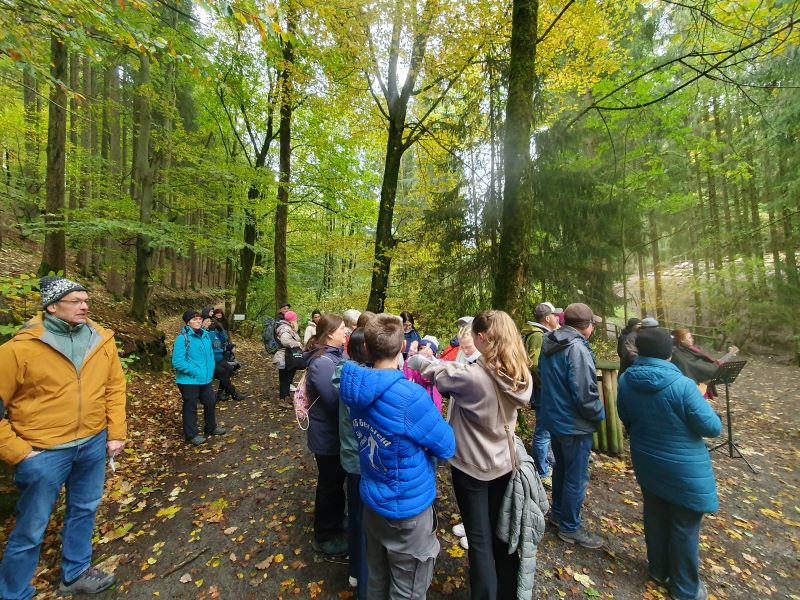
[400,310,422,358]
[304,313,348,556]
[172,310,226,445]
[617,328,722,600]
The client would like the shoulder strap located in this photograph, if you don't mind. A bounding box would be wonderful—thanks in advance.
[483,365,517,471]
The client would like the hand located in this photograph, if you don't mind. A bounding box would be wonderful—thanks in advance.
[24,450,43,460]
[408,340,419,356]
[107,440,125,458]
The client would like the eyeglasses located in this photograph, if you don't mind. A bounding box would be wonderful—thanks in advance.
[59,299,90,307]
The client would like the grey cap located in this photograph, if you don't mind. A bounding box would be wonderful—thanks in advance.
[640,317,660,328]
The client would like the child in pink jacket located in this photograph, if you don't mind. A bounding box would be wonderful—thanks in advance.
[402,336,443,412]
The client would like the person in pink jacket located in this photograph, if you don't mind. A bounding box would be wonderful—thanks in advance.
[402,336,443,412]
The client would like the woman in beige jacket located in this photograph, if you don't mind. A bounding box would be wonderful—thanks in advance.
[408,310,532,600]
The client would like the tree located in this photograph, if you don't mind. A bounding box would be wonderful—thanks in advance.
[39,33,67,276]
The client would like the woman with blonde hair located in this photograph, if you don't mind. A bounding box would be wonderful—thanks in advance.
[407,310,535,600]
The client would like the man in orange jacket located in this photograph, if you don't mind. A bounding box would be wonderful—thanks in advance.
[0,276,127,598]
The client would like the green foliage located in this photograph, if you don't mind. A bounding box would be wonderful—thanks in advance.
[0,273,39,338]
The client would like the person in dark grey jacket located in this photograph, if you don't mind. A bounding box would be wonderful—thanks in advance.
[538,303,605,550]
[304,314,348,557]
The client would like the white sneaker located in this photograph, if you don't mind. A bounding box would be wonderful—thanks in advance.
[289,384,297,392]
[459,536,469,550]
[452,523,466,537]
[348,576,358,588]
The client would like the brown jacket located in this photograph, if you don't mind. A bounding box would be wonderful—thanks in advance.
[0,315,127,465]
[416,356,532,481]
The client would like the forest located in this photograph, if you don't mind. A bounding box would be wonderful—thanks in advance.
[1,0,798,351]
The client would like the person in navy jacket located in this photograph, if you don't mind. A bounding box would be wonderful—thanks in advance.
[618,327,722,600]
[172,310,225,445]
[339,313,455,599]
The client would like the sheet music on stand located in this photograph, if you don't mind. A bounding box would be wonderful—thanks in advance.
[709,360,747,386]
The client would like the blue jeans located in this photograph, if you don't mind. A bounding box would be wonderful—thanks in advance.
[531,412,553,478]
[0,430,107,600]
[550,433,593,533]
[642,489,704,600]
[346,474,368,600]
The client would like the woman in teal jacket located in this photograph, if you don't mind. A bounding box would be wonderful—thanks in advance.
[172,310,224,445]
[618,328,722,600]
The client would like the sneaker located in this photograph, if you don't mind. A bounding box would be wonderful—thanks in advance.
[207,427,227,436]
[452,523,466,537]
[59,566,115,594]
[671,582,708,600]
[558,527,604,549]
[348,576,358,588]
[312,537,348,557]
[187,435,206,446]
[459,536,469,550]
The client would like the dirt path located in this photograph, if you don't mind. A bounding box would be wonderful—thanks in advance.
[2,319,798,599]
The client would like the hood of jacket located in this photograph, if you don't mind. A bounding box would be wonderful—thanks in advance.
[541,325,584,357]
[622,357,684,393]
[340,361,406,410]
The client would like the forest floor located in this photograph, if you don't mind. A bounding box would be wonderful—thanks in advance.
[0,308,797,600]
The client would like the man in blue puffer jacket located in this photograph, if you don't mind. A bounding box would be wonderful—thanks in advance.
[538,303,605,550]
[618,327,721,600]
[339,314,455,600]
[172,310,225,445]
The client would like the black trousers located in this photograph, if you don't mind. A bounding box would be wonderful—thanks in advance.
[314,453,347,542]
[213,361,236,395]
[451,467,518,600]
[178,382,217,439]
[278,367,296,399]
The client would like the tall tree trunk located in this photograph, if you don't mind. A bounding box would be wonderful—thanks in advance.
[689,207,702,325]
[493,0,538,319]
[21,69,40,222]
[76,55,94,274]
[649,211,664,321]
[705,168,723,275]
[783,207,798,288]
[130,54,154,321]
[39,34,68,276]
[105,63,124,295]
[234,204,257,317]
[637,249,647,318]
[366,0,435,312]
[274,11,294,312]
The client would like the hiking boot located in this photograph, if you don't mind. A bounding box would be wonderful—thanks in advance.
[650,572,669,586]
[671,582,708,600]
[547,512,560,527]
[187,435,206,445]
[215,389,229,401]
[312,537,348,556]
[208,427,227,436]
[558,527,604,549]
[232,391,246,401]
[59,566,115,594]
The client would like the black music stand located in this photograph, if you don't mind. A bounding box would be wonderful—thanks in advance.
[708,360,757,473]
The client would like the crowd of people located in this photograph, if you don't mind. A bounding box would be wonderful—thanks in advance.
[0,275,730,600]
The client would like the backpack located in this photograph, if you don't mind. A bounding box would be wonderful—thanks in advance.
[262,317,280,354]
[293,353,335,430]
[292,371,316,430]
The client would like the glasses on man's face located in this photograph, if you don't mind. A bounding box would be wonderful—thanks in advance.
[59,299,90,307]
